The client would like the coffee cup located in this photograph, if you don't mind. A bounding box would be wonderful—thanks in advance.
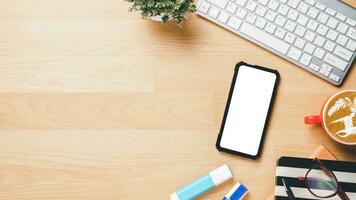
[304,90,356,145]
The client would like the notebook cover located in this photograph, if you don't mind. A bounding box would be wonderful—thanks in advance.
[275,157,356,199]
[265,145,336,200]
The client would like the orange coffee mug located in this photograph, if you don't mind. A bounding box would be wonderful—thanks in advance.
[304,90,356,146]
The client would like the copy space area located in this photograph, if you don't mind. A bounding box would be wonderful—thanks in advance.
[0,1,355,200]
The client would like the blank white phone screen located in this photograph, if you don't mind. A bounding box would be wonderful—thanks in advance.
[220,65,277,156]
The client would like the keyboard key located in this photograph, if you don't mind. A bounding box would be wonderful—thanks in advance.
[346,18,356,27]
[258,0,269,5]
[275,16,286,27]
[275,28,286,39]
[325,8,336,16]
[268,0,279,11]
[287,0,299,8]
[236,0,247,6]
[246,0,257,11]
[207,0,227,9]
[236,7,247,19]
[316,13,328,24]
[287,9,298,21]
[255,17,267,28]
[346,27,356,41]
[326,18,338,29]
[285,32,296,44]
[218,11,230,23]
[336,35,348,46]
[198,1,210,13]
[226,3,237,14]
[334,46,353,61]
[239,22,290,54]
[278,4,289,16]
[324,53,348,71]
[256,5,267,17]
[287,47,302,60]
[208,7,220,18]
[246,13,257,24]
[324,65,333,73]
[307,7,318,19]
[321,63,332,72]
[309,63,320,71]
[295,26,306,37]
[324,40,336,52]
[326,29,338,41]
[346,39,356,51]
[314,35,325,47]
[319,67,330,77]
[227,16,242,30]
[336,23,348,34]
[285,20,296,32]
[316,24,328,36]
[336,13,346,21]
[278,0,287,3]
[294,37,306,49]
[300,53,312,65]
[307,20,318,31]
[304,0,315,6]
[304,43,316,54]
[321,63,333,73]
[297,2,309,14]
[305,31,316,42]
[266,10,277,22]
[265,23,277,34]
[315,3,325,11]
[297,15,308,26]
[314,48,325,59]
[329,73,340,82]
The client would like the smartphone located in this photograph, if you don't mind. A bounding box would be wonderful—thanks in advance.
[216,62,280,159]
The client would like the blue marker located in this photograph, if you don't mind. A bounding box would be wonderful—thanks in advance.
[170,165,232,200]
[223,182,248,200]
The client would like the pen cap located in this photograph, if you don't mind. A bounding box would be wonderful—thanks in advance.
[209,164,232,186]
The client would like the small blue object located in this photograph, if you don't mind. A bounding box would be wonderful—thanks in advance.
[223,182,248,200]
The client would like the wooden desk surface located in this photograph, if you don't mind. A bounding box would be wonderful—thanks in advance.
[0,1,355,199]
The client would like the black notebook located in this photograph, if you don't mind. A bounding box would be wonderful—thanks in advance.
[275,156,356,200]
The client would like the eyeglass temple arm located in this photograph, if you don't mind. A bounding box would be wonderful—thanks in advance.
[338,186,350,200]
[315,158,334,178]
[315,159,350,200]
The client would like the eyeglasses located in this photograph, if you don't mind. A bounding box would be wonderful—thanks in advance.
[297,158,350,200]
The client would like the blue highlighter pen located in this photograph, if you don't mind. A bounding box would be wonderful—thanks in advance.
[170,165,232,200]
[223,182,248,200]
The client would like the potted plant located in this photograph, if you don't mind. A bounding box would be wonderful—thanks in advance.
[126,0,196,25]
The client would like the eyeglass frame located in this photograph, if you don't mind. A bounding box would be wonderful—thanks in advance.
[297,158,350,200]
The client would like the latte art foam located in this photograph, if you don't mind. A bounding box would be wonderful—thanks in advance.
[324,91,356,144]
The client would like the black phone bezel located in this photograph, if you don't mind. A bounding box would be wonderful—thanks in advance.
[216,61,280,160]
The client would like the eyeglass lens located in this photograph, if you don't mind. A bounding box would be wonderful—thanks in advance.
[307,166,338,197]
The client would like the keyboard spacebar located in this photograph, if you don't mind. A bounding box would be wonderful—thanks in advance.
[239,23,290,54]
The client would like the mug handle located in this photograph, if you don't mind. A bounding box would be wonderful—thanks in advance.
[304,115,322,124]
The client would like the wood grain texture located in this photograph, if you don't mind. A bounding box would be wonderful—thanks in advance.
[343,0,356,8]
[0,0,355,199]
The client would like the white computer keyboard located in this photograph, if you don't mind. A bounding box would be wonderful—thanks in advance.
[196,0,356,85]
